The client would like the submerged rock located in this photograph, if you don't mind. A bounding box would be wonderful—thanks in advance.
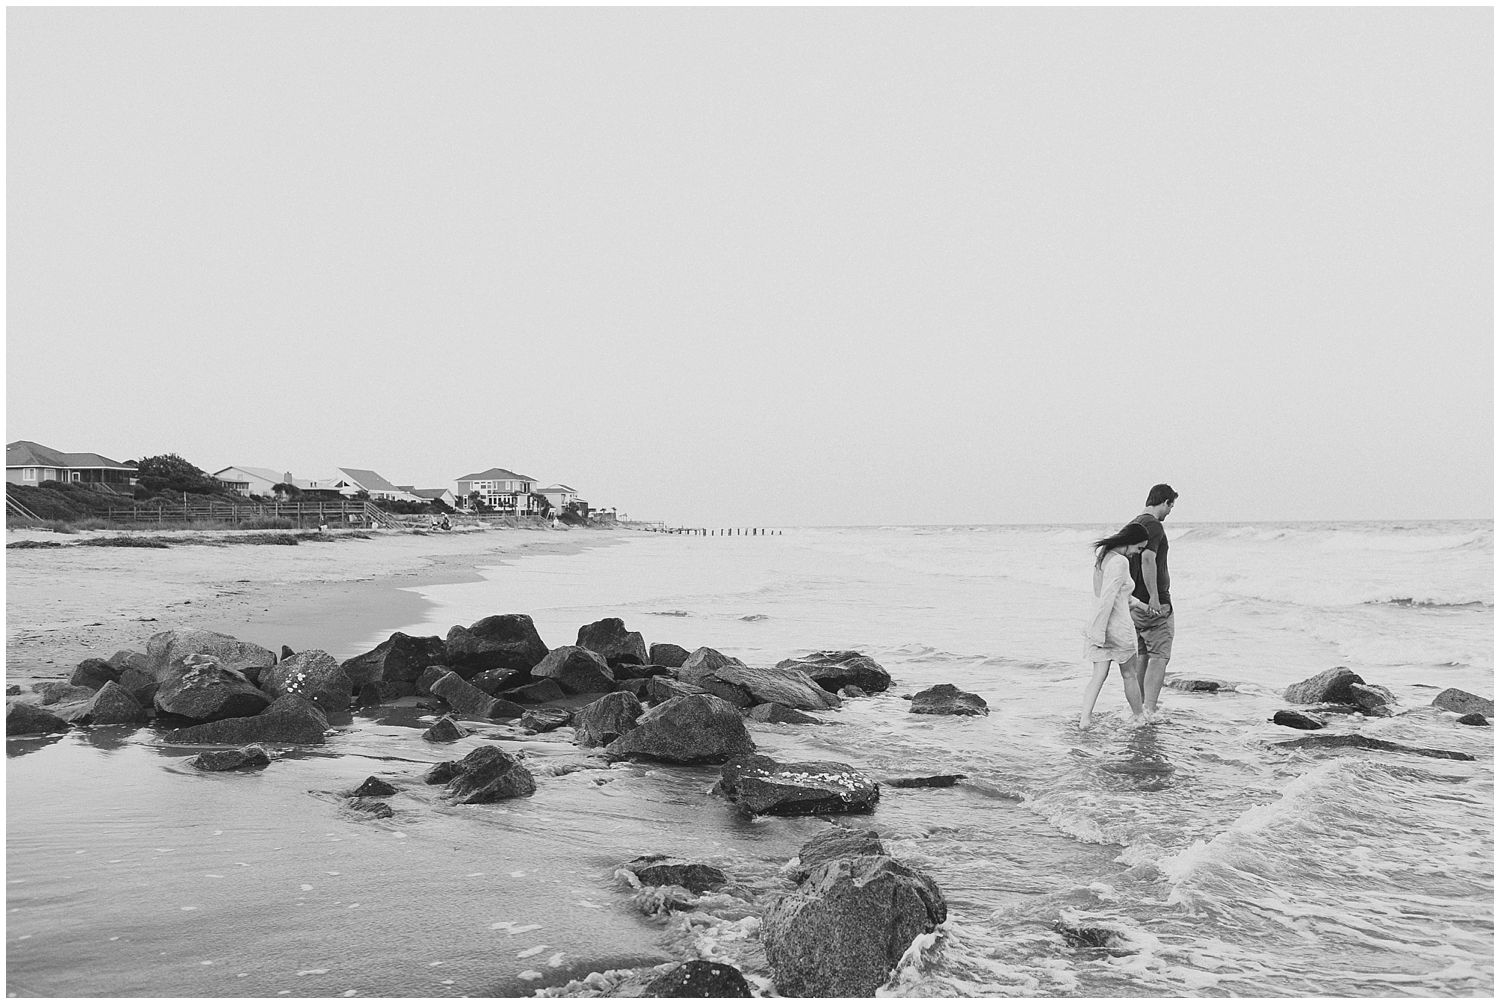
[1166,678,1227,693]
[716,754,879,816]
[1271,709,1326,730]
[761,855,947,998]
[1456,713,1490,727]
[426,745,537,804]
[573,691,643,748]
[1274,733,1475,761]
[1283,667,1364,705]
[1348,682,1397,716]
[1432,688,1495,717]
[622,854,729,894]
[641,960,752,998]
[351,776,398,797]
[747,702,825,725]
[192,744,272,771]
[423,715,469,743]
[908,683,988,716]
[885,774,966,788]
[576,617,648,668]
[775,651,892,694]
[604,694,755,765]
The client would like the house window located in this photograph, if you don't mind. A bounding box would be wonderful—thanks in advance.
[23,468,36,481]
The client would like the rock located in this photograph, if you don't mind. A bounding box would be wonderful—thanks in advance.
[641,960,752,998]
[7,702,71,736]
[1166,678,1226,692]
[676,647,744,682]
[61,680,149,726]
[468,666,529,695]
[761,855,947,997]
[1272,709,1326,730]
[1274,733,1475,760]
[1348,682,1397,716]
[146,629,276,680]
[1432,688,1495,717]
[645,677,706,704]
[351,776,398,797]
[693,664,841,712]
[502,678,568,704]
[116,663,160,706]
[718,755,879,817]
[1054,921,1121,949]
[443,614,548,675]
[192,745,272,771]
[424,715,469,742]
[341,632,447,691]
[885,774,965,788]
[1284,667,1364,705]
[605,694,756,765]
[32,681,97,706]
[164,694,330,745]
[280,645,296,660]
[259,650,353,715]
[426,745,537,803]
[841,685,867,699]
[70,658,122,691]
[351,798,394,819]
[154,655,272,723]
[416,665,452,696]
[355,683,382,708]
[107,649,152,676]
[520,707,572,733]
[4,685,19,696]
[775,651,892,694]
[648,643,690,669]
[1457,713,1490,726]
[576,617,648,668]
[622,854,730,894]
[909,683,988,716]
[574,691,643,747]
[429,671,524,720]
[531,646,616,694]
[612,663,671,681]
[789,827,887,883]
[747,703,825,725]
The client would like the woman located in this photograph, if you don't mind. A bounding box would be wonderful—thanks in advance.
[1080,522,1150,728]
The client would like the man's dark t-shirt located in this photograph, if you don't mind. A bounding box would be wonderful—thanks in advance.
[1128,513,1170,606]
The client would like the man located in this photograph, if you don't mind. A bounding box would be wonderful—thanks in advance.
[1128,484,1178,719]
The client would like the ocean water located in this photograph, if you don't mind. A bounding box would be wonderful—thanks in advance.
[7,520,1493,997]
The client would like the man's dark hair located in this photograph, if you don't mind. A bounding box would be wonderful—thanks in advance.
[1146,483,1178,506]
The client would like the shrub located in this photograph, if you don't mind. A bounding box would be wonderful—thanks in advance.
[238,517,295,530]
[39,519,78,534]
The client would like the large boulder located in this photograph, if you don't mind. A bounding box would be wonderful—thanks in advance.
[259,650,353,715]
[908,684,988,716]
[425,745,536,803]
[576,617,648,668]
[340,632,447,695]
[691,664,842,712]
[61,680,149,726]
[604,694,756,765]
[676,647,745,684]
[789,827,887,883]
[519,707,572,733]
[154,655,272,723]
[443,614,548,675]
[429,671,524,720]
[775,651,892,695]
[648,643,690,669]
[716,754,879,816]
[1283,667,1364,705]
[761,855,947,997]
[32,682,97,706]
[416,665,451,697]
[468,666,529,696]
[573,691,643,748]
[641,960,751,998]
[1348,682,1397,716]
[146,629,276,681]
[621,854,729,894]
[502,678,568,704]
[70,658,123,691]
[7,701,71,736]
[164,694,330,745]
[530,646,616,695]
[645,677,706,704]
[1432,688,1495,717]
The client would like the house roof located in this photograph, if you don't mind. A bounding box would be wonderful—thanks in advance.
[456,468,535,482]
[7,440,134,471]
[336,468,402,493]
[213,466,287,484]
[411,488,454,500]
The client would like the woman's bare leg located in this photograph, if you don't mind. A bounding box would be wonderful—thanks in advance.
[1079,661,1111,728]
[1118,656,1145,719]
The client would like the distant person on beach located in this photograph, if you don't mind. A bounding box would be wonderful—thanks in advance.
[1128,484,1178,719]
[1080,522,1151,728]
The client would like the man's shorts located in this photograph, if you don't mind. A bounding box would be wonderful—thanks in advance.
[1130,604,1174,661]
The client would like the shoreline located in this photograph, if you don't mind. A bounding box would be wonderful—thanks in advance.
[5,524,632,687]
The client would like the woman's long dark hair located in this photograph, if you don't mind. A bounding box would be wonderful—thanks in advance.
[1093,522,1149,566]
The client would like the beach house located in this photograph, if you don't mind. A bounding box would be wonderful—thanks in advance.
[455,467,540,514]
[397,486,458,509]
[211,466,291,497]
[6,440,137,487]
[536,484,585,511]
[333,468,423,503]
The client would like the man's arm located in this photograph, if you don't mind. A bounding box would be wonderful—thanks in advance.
[1141,549,1162,614]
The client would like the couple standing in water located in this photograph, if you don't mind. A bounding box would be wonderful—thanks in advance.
[1080,483,1178,728]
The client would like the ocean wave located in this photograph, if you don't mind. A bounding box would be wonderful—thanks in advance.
[1365,597,1494,611]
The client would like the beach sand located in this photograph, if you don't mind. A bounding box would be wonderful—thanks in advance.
[5,524,630,687]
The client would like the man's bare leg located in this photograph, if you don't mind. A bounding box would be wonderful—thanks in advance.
[1118,657,1145,720]
[1143,657,1168,717]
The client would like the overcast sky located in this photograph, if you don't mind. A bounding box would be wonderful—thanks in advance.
[8,7,1492,526]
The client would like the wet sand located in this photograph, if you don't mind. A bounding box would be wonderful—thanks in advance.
[5,524,631,687]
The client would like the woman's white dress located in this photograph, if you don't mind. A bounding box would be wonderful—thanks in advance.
[1085,552,1137,664]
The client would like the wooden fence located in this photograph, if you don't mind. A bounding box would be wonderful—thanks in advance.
[104,500,402,529]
